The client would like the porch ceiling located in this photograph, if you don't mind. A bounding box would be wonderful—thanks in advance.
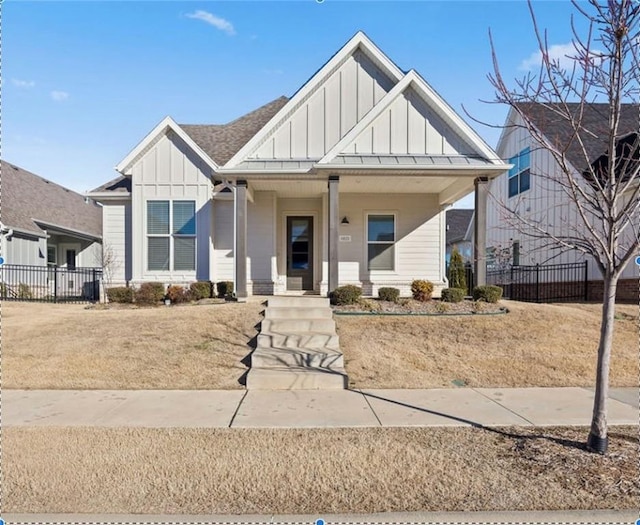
[248,175,473,201]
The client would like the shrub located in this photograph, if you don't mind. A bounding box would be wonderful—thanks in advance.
[441,287,465,303]
[447,247,467,291]
[472,285,503,303]
[18,283,33,299]
[435,301,450,313]
[216,281,234,298]
[378,287,400,302]
[134,282,165,306]
[166,285,191,304]
[330,285,362,305]
[411,279,434,302]
[107,286,133,303]
[190,281,212,300]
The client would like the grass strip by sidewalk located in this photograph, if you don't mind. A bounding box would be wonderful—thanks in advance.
[5,426,637,514]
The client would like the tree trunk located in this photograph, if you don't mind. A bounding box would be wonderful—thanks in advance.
[587,274,618,454]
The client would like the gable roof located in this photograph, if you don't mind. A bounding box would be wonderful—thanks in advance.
[90,174,132,194]
[446,209,474,244]
[1,160,102,239]
[514,102,639,171]
[181,96,288,165]
[224,31,406,168]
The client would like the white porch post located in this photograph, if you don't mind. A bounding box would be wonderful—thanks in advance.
[328,175,340,294]
[235,180,248,301]
[474,176,489,287]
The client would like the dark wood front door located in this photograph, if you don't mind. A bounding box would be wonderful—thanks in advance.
[287,216,313,291]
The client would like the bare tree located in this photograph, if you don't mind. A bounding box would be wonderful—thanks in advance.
[488,0,639,453]
[94,243,121,287]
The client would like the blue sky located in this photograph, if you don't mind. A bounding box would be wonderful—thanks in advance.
[4,0,587,208]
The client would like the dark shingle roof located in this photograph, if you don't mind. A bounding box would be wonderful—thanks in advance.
[1,160,102,238]
[515,103,639,171]
[181,96,289,165]
[91,174,132,193]
[446,209,474,244]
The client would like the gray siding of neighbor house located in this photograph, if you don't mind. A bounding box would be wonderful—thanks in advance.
[3,233,47,266]
[130,130,214,283]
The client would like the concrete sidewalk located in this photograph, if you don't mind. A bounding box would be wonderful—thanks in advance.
[4,387,637,428]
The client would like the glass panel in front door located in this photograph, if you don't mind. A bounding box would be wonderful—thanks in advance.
[290,219,310,270]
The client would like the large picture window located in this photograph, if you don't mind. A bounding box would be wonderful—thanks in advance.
[508,147,531,198]
[147,200,196,271]
[367,214,395,271]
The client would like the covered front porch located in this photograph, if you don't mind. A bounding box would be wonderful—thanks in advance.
[220,167,494,299]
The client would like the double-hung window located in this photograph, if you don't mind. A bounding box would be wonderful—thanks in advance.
[367,214,395,271]
[508,147,531,198]
[147,200,196,271]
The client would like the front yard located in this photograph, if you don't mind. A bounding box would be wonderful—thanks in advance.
[2,299,637,389]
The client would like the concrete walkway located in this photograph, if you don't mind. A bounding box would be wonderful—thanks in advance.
[4,387,637,428]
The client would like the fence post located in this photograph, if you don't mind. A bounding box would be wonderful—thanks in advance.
[92,268,97,301]
[536,264,540,303]
[584,260,589,301]
[53,266,58,303]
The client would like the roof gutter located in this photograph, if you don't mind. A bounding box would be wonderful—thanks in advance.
[32,219,102,242]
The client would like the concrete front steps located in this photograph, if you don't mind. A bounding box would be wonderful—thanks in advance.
[246,296,348,390]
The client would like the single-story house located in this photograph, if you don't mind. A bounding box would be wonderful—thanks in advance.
[487,103,639,302]
[1,160,102,268]
[90,32,509,298]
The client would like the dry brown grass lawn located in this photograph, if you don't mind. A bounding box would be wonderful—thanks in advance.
[3,300,637,389]
[2,301,263,389]
[338,301,638,389]
[4,425,637,514]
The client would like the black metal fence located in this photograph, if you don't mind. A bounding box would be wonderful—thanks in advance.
[0,264,102,303]
[486,261,589,303]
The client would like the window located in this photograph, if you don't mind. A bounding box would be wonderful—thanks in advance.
[508,147,531,197]
[47,246,57,267]
[367,214,395,271]
[147,200,196,271]
[512,240,520,266]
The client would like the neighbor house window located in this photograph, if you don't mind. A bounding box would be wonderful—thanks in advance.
[47,246,57,267]
[367,214,395,271]
[508,147,531,197]
[147,200,196,271]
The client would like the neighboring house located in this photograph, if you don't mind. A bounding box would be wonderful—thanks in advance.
[0,160,102,269]
[445,209,474,264]
[487,103,639,301]
[90,32,508,298]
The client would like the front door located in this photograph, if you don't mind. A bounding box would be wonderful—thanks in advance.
[287,216,313,291]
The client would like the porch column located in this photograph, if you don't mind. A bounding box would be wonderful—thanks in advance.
[235,180,248,301]
[328,175,340,294]
[474,176,489,287]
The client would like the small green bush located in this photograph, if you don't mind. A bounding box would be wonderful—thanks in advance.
[216,281,234,298]
[107,286,133,303]
[378,287,400,302]
[441,287,465,303]
[0,282,7,298]
[190,281,212,300]
[135,282,165,306]
[472,285,503,303]
[18,283,33,299]
[330,285,362,305]
[411,279,434,302]
[435,301,450,313]
[166,285,191,304]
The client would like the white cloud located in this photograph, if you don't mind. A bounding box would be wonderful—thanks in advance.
[12,78,35,89]
[186,10,235,35]
[519,43,577,71]
[50,90,69,102]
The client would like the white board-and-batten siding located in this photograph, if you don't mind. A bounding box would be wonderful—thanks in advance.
[130,131,214,283]
[488,114,636,280]
[251,50,396,160]
[2,234,47,266]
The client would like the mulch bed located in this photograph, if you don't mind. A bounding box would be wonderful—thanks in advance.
[332,298,506,315]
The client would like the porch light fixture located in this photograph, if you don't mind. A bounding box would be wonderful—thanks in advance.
[341,216,350,225]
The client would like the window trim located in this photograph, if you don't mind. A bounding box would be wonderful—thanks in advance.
[365,212,397,273]
[146,199,197,272]
[508,147,531,198]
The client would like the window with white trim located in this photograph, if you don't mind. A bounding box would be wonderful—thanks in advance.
[508,147,531,197]
[147,200,196,271]
[367,214,395,271]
